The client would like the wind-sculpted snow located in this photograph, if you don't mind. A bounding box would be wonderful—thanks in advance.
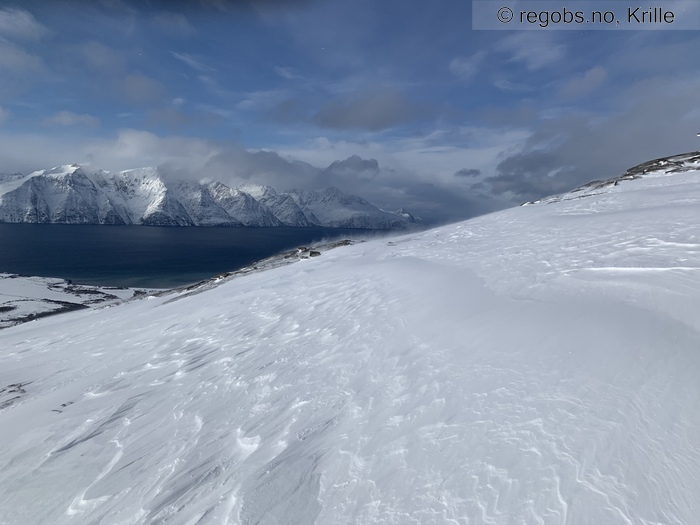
[1,157,700,523]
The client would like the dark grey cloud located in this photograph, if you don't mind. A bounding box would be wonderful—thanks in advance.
[201,146,318,189]
[488,149,576,201]
[315,159,500,225]
[0,120,502,225]
[398,182,504,225]
[454,168,481,178]
[203,150,385,194]
[313,87,435,132]
[479,74,700,203]
[324,155,379,180]
[197,148,492,224]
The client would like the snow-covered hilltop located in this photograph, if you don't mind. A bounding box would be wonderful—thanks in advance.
[1,152,700,524]
[523,150,700,205]
[0,164,421,229]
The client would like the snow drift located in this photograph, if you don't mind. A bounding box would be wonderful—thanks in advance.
[1,152,699,524]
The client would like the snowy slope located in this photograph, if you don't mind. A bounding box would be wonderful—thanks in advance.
[237,183,316,227]
[0,166,419,229]
[0,165,104,224]
[1,154,700,524]
[0,273,147,329]
[0,172,33,196]
[169,181,243,227]
[523,151,700,206]
[208,182,282,227]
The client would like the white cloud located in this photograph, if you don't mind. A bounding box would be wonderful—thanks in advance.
[235,89,286,111]
[560,66,607,99]
[88,129,220,172]
[0,105,8,125]
[493,79,533,92]
[275,126,528,184]
[0,8,47,40]
[43,111,100,127]
[0,40,44,73]
[172,52,216,73]
[449,52,486,83]
[274,66,302,80]
[496,33,565,70]
[0,125,516,223]
[0,128,212,175]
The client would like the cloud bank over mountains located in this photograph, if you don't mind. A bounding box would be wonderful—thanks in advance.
[1,2,699,223]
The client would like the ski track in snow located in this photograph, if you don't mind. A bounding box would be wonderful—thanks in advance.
[1,169,700,524]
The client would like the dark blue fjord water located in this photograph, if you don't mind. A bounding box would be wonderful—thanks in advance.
[0,224,388,289]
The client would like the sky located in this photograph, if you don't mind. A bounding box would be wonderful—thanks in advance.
[0,0,699,224]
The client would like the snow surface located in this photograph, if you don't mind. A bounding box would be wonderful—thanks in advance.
[0,274,147,329]
[1,157,700,524]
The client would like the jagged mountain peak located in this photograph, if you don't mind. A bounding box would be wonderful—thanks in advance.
[118,166,164,181]
[0,165,420,229]
[391,208,422,223]
[236,182,277,199]
[33,164,87,178]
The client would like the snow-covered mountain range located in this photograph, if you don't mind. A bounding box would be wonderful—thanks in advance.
[1,152,700,524]
[0,164,421,229]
